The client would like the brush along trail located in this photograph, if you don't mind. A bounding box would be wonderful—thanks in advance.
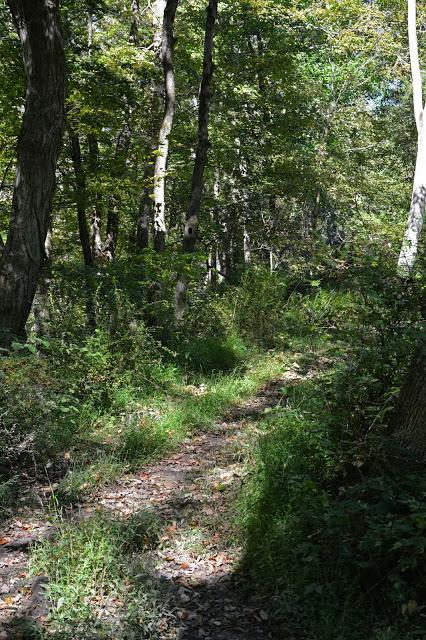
[0,363,316,639]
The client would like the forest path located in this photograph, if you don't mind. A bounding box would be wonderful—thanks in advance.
[1,362,315,639]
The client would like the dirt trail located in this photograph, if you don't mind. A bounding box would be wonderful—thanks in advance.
[0,368,309,639]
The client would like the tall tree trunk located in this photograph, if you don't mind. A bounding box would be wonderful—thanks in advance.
[182,0,218,252]
[70,133,93,268]
[312,188,321,232]
[395,341,426,458]
[136,0,166,250]
[136,163,152,250]
[0,0,66,345]
[69,132,97,329]
[33,225,53,339]
[104,3,142,260]
[398,0,426,274]
[398,120,426,274]
[244,227,252,265]
[129,0,140,45]
[153,0,179,252]
[104,124,131,261]
[87,134,103,260]
[175,0,218,319]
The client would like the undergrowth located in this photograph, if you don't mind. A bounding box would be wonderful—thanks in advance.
[2,252,426,639]
[29,511,165,638]
[237,260,426,639]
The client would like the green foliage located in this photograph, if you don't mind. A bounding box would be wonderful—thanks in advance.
[30,512,165,637]
[242,399,426,638]
[55,458,123,505]
[0,478,19,520]
[238,266,426,639]
[231,269,291,348]
[0,355,77,471]
[119,420,167,463]
[1,2,425,636]
[182,333,249,372]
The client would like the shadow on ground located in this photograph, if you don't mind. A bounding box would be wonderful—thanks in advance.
[2,374,314,639]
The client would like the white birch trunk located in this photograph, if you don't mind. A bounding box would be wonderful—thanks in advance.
[152,0,166,51]
[244,227,251,265]
[398,0,426,274]
[153,0,178,252]
[398,116,426,274]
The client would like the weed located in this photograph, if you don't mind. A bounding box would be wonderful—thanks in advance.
[30,512,167,638]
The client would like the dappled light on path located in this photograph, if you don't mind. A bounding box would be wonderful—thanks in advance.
[0,365,317,639]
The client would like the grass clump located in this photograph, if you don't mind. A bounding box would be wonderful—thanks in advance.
[55,457,124,504]
[119,419,168,463]
[30,511,165,638]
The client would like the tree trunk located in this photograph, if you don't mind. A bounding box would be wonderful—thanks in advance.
[33,225,53,339]
[104,124,132,260]
[396,341,426,458]
[0,0,65,344]
[175,0,218,319]
[312,188,321,232]
[244,227,251,265]
[136,162,152,250]
[398,117,426,274]
[69,132,97,330]
[129,0,140,45]
[153,0,179,252]
[70,133,93,268]
[136,0,166,250]
[152,0,167,51]
[183,0,218,252]
[398,0,426,274]
[87,134,103,261]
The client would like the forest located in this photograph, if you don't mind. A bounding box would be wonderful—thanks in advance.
[1,0,426,638]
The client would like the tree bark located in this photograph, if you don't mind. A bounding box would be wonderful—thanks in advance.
[33,225,52,339]
[69,132,97,330]
[398,0,426,274]
[398,117,426,274]
[87,134,103,260]
[129,0,140,45]
[136,0,166,250]
[104,124,132,260]
[136,163,152,250]
[0,0,66,344]
[395,341,426,458]
[183,0,218,253]
[153,0,179,252]
[69,133,93,268]
[175,0,217,320]
[244,227,251,265]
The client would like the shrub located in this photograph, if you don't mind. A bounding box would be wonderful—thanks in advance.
[240,364,426,640]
